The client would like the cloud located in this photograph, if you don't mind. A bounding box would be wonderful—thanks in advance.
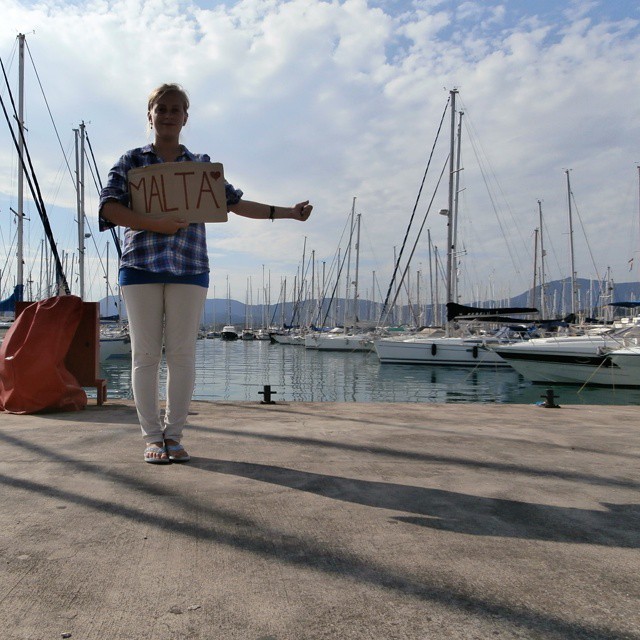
[0,0,639,314]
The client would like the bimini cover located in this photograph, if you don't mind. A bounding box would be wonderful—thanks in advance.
[0,295,87,414]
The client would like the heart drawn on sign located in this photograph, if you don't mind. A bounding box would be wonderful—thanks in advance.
[210,171,221,180]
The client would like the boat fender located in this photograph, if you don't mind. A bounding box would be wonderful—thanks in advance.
[431,343,437,356]
[472,345,479,359]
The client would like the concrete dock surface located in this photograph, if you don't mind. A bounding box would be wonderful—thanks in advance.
[0,399,639,640]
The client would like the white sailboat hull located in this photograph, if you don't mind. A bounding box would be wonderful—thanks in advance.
[374,336,508,366]
[494,334,639,386]
[271,333,306,345]
[305,333,374,352]
[99,323,131,361]
[607,347,640,386]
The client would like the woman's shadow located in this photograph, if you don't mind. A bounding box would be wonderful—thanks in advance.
[191,458,640,548]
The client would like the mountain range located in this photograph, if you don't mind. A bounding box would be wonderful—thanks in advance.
[99,277,640,328]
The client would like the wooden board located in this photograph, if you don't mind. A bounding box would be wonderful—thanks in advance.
[127,161,228,223]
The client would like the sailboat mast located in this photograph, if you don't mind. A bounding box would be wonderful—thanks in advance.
[428,229,434,326]
[434,244,441,326]
[343,197,355,327]
[371,270,376,321]
[299,236,306,326]
[537,199,546,318]
[16,33,25,300]
[310,250,315,324]
[530,228,538,309]
[74,122,87,299]
[105,241,109,317]
[452,108,463,306]
[445,89,457,310]
[353,212,361,324]
[637,165,640,276]
[281,278,286,328]
[212,285,216,328]
[565,169,578,316]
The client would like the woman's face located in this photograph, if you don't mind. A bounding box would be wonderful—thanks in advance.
[148,91,188,139]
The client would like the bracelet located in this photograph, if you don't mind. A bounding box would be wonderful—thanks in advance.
[269,205,275,221]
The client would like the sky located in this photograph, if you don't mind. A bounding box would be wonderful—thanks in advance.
[0,0,639,313]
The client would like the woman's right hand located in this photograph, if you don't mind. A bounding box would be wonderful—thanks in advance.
[150,218,190,234]
[101,201,189,234]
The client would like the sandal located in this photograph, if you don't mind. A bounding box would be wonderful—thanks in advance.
[166,443,190,463]
[144,444,171,464]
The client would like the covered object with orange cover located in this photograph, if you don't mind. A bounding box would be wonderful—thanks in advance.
[0,296,87,414]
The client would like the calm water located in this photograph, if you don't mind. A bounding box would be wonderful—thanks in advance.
[97,339,640,405]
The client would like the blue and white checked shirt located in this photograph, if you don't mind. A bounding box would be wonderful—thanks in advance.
[99,144,243,275]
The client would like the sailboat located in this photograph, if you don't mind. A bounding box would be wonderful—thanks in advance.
[221,276,238,340]
[374,303,531,366]
[493,166,640,386]
[0,35,69,311]
[1,36,130,360]
[305,199,375,352]
[493,326,640,386]
[374,89,530,367]
[73,122,131,361]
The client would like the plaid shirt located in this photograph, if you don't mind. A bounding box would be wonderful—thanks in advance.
[99,144,243,275]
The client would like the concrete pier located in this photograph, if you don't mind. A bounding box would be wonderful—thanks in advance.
[1,400,639,639]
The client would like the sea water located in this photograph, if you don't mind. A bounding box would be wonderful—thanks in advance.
[97,338,640,405]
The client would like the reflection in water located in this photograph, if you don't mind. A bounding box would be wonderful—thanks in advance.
[97,340,640,405]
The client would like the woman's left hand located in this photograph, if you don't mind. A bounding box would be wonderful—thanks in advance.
[293,201,313,221]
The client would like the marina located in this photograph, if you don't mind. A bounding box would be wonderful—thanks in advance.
[99,338,640,405]
[1,9,640,639]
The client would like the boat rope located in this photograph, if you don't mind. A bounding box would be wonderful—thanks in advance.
[25,41,77,192]
[459,106,522,275]
[568,187,603,288]
[288,237,309,327]
[378,94,451,322]
[0,57,70,295]
[378,155,449,328]
[317,211,357,329]
[85,131,122,258]
[27,38,122,274]
[360,223,386,311]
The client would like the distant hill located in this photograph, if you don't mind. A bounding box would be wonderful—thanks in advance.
[97,277,640,328]
[508,278,640,312]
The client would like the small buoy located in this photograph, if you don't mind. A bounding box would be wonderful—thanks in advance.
[431,343,437,356]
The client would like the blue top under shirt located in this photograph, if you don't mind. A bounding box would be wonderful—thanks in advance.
[118,267,209,287]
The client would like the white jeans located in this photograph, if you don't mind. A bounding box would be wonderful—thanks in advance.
[121,283,207,444]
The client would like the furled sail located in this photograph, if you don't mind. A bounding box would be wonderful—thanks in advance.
[446,302,538,322]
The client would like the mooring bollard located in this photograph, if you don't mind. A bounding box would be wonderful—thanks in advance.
[541,388,560,408]
[259,384,277,404]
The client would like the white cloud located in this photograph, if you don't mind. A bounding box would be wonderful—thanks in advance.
[0,0,639,314]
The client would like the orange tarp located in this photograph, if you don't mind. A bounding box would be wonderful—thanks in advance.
[0,296,87,414]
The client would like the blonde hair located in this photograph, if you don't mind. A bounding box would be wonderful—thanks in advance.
[147,83,190,112]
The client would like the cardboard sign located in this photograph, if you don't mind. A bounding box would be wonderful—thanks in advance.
[127,161,228,223]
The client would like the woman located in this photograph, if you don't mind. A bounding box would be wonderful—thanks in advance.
[99,83,312,464]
